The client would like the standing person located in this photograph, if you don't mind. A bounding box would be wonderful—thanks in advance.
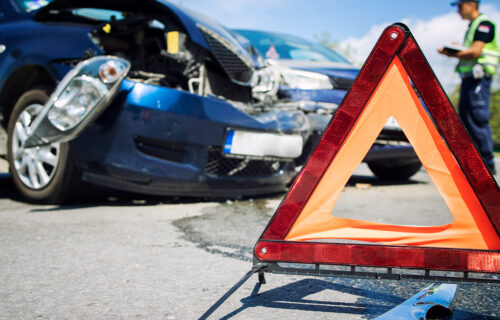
[439,0,499,174]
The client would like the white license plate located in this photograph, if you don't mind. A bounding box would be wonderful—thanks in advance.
[223,129,303,159]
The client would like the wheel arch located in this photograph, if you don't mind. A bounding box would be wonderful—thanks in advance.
[0,64,56,129]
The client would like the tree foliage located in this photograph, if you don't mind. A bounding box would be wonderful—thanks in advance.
[490,88,500,149]
[314,31,358,64]
[449,85,500,149]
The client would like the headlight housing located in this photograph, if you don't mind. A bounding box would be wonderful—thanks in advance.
[251,60,281,102]
[24,56,130,147]
[48,76,107,131]
[280,68,333,90]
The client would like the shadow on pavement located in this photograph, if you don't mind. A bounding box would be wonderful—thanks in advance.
[0,173,206,209]
[0,170,427,209]
[217,278,499,319]
[0,173,25,202]
[218,278,404,319]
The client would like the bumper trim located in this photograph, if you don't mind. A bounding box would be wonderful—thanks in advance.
[82,171,290,198]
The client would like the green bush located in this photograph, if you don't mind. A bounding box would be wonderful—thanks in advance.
[491,89,500,149]
[448,85,500,149]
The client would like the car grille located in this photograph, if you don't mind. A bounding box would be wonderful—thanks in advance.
[199,25,253,84]
[206,147,287,177]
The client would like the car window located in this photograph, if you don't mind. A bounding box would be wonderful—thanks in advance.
[236,30,350,64]
[69,9,125,21]
[13,0,53,12]
[12,1,124,21]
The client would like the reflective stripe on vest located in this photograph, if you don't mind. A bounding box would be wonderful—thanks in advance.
[456,14,500,76]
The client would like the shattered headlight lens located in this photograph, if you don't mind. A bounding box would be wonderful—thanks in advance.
[251,61,281,102]
[47,57,130,131]
[281,68,333,90]
[48,76,107,131]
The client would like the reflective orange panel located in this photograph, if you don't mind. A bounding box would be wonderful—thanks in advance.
[284,58,499,250]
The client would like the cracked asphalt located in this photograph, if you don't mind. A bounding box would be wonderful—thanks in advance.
[0,160,499,319]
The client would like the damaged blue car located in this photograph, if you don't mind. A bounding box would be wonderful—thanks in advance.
[0,0,309,203]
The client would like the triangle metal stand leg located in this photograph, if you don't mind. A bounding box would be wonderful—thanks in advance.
[198,264,267,320]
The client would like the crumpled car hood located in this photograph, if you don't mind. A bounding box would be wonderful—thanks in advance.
[35,0,259,71]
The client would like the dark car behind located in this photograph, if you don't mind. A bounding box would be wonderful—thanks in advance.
[235,29,422,180]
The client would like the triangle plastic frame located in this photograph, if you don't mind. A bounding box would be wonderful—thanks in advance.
[253,23,500,282]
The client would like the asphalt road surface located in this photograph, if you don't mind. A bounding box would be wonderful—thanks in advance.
[0,160,499,319]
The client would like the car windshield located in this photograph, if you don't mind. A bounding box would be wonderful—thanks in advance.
[235,29,350,64]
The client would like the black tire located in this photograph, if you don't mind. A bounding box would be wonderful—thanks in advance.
[7,88,88,203]
[367,160,422,181]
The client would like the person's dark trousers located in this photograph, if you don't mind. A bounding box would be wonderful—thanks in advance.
[459,76,495,172]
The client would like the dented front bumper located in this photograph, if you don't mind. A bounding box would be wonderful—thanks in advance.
[68,80,303,197]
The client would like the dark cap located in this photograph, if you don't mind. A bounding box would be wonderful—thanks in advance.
[451,0,480,6]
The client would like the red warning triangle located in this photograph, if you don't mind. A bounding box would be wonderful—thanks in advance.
[255,24,500,273]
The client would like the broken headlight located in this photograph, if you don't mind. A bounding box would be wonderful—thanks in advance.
[48,76,107,131]
[24,56,131,148]
[280,67,333,90]
[251,61,281,102]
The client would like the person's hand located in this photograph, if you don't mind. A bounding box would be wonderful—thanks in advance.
[438,47,454,57]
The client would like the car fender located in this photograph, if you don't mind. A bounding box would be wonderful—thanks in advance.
[0,20,100,91]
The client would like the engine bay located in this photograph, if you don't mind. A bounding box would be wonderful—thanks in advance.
[37,8,280,109]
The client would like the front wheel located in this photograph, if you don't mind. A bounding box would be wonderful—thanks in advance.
[7,89,88,203]
[367,160,422,181]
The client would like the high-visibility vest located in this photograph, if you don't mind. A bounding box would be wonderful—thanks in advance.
[456,14,500,76]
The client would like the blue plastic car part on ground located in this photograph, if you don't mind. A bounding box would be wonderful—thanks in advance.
[375,283,457,320]
[0,0,303,202]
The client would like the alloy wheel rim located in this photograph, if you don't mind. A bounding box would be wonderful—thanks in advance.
[11,104,61,189]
